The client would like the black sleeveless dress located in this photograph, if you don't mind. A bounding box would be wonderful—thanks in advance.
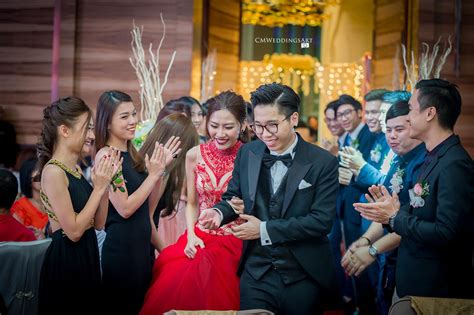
[101,151,152,315]
[37,161,101,315]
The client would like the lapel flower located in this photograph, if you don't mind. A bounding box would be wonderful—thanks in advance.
[351,138,360,150]
[409,181,429,208]
[389,167,404,194]
[370,144,382,163]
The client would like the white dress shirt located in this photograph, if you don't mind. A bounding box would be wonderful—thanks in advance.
[260,135,298,246]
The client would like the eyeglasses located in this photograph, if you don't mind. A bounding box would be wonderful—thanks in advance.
[252,114,292,135]
[336,109,355,120]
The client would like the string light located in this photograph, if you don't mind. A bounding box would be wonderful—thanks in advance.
[239,53,366,100]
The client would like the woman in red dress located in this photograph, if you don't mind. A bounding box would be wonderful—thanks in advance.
[140,91,248,314]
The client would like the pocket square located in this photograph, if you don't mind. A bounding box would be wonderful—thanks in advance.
[298,179,312,190]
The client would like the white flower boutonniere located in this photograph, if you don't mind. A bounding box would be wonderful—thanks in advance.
[389,167,404,194]
[409,181,430,208]
[370,144,382,164]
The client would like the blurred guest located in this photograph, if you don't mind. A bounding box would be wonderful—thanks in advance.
[321,100,344,156]
[10,158,48,239]
[0,106,19,170]
[156,99,191,122]
[295,119,312,142]
[0,168,35,242]
[178,96,208,143]
[307,115,318,142]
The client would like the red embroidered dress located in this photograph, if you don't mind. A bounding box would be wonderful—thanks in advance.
[140,141,243,314]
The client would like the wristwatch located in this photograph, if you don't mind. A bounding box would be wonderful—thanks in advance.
[368,244,378,258]
[388,211,398,230]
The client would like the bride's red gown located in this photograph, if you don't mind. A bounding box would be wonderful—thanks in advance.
[140,141,243,314]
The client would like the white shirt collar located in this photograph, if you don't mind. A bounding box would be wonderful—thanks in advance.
[270,134,298,158]
[343,122,365,142]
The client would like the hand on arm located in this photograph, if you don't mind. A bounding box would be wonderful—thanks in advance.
[231,214,261,240]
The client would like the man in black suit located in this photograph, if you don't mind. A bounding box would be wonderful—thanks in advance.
[354,79,474,299]
[199,83,339,314]
[332,95,377,314]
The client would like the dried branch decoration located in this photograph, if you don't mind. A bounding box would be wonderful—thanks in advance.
[129,13,177,122]
[401,36,452,92]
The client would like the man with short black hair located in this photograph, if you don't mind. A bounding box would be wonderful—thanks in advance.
[199,83,339,314]
[355,79,474,299]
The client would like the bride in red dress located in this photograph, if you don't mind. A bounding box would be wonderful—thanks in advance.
[140,91,248,314]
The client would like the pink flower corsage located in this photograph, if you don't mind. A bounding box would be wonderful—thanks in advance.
[409,181,429,208]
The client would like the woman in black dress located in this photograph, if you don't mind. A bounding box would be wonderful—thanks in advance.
[37,96,119,315]
[95,91,181,315]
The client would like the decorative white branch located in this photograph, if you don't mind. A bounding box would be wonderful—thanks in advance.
[129,14,176,122]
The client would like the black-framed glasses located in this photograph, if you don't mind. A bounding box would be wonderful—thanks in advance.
[251,114,292,135]
[336,109,355,120]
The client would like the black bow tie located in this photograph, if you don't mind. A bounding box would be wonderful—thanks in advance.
[262,152,293,168]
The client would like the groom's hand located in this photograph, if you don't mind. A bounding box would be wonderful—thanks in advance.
[231,214,261,240]
[198,209,222,230]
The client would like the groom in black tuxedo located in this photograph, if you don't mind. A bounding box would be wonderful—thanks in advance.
[199,83,339,314]
[354,79,473,299]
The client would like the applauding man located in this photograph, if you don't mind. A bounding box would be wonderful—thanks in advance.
[354,79,474,299]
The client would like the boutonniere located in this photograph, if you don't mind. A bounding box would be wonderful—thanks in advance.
[408,181,429,208]
[389,167,404,194]
[111,169,126,193]
[351,138,360,150]
[370,144,382,163]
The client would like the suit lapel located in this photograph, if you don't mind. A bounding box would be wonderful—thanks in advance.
[248,143,265,210]
[281,138,311,217]
[418,135,460,183]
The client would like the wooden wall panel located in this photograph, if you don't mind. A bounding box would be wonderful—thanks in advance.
[73,0,194,114]
[208,0,240,94]
[0,0,55,145]
[419,0,474,156]
[373,0,405,89]
[0,0,195,147]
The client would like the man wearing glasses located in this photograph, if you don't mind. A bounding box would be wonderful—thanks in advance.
[334,94,378,314]
[199,83,340,314]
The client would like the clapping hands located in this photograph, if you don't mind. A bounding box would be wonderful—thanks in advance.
[353,185,400,224]
[92,148,123,191]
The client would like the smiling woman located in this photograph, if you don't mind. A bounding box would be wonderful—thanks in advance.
[95,90,175,315]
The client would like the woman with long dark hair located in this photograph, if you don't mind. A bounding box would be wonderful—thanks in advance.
[95,90,180,315]
[139,113,199,252]
[140,91,248,314]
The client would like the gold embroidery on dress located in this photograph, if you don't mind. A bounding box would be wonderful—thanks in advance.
[48,159,81,179]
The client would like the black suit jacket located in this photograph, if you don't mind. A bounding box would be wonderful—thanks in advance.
[214,135,339,293]
[340,124,377,228]
[393,135,474,298]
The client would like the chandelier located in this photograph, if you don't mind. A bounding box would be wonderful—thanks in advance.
[241,0,337,27]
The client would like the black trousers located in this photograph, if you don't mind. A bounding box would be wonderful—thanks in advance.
[240,267,322,315]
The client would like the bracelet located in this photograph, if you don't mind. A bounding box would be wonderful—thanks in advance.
[360,236,372,245]
[160,170,169,177]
